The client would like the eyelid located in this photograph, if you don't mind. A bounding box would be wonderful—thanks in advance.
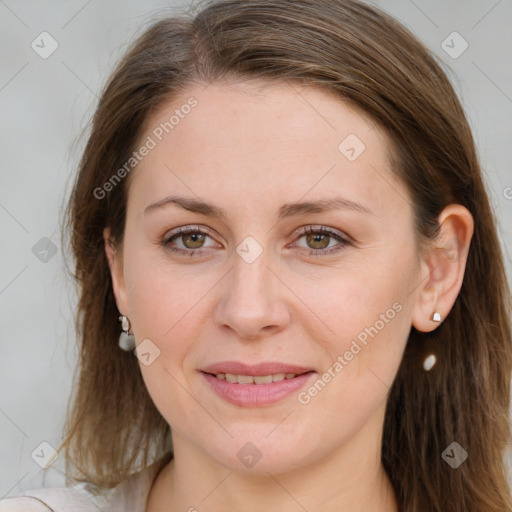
[161,224,220,246]
[292,224,350,242]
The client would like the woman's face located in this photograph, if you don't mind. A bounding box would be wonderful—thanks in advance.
[108,79,424,473]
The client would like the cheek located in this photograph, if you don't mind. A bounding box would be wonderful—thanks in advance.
[295,262,407,357]
[126,263,211,435]
[300,256,411,404]
[296,290,410,449]
[124,247,210,340]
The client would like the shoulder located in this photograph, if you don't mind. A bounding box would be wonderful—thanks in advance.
[0,496,52,511]
[0,486,99,512]
[0,459,168,512]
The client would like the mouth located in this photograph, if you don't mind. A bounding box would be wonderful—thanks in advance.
[199,361,316,407]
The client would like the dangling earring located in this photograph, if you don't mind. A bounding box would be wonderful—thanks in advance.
[423,353,437,371]
[119,315,136,351]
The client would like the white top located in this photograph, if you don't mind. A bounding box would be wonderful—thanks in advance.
[0,461,163,512]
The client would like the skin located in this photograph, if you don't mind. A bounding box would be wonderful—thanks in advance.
[104,79,474,512]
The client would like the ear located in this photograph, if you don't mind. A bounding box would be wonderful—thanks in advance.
[412,204,474,332]
[103,227,130,317]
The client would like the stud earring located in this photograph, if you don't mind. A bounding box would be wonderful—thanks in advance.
[119,315,136,351]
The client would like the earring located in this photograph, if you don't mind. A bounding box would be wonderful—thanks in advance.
[424,308,441,371]
[119,315,136,351]
[423,354,437,371]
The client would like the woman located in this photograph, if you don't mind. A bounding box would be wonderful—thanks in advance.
[2,0,511,510]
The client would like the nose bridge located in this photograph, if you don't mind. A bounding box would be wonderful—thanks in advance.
[230,240,274,311]
[214,236,289,337]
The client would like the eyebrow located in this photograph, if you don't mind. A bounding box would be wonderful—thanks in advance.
[144,195,375,220]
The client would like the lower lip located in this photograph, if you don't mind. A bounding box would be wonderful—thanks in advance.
[201,371,316,407]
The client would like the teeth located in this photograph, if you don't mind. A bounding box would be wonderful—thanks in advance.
[253,375,273,384]
[218,373,297,384]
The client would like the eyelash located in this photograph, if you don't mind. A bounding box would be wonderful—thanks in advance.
[161,225,351,257]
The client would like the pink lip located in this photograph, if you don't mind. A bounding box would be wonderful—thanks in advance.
[201,361,314,376]
[200,361,316,407]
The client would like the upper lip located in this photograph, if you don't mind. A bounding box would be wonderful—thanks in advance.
[201,361,314,376]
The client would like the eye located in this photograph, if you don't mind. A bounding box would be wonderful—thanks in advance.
[161,226,218,256]
[161,224,351,257]
[292,225,351,256]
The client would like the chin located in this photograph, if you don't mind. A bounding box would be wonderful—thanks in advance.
[199,425,325,475]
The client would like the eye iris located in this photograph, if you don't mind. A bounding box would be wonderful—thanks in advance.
[183,232,205,249]
[307,232,330,250]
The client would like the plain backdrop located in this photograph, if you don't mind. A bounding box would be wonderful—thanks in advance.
[1,0,511,496]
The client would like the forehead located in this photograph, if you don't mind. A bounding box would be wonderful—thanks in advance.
[127,79,406,221]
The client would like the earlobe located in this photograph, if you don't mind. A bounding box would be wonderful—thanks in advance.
[412,281,444,333]
[411,204,474,333]
[103,227,130,316]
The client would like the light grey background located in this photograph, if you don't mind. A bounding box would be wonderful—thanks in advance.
[1,0,511,496]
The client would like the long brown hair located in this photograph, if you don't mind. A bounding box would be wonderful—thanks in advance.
[60,0,512,509]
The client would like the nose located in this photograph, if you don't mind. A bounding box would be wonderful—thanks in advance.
[213,245,291,341]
